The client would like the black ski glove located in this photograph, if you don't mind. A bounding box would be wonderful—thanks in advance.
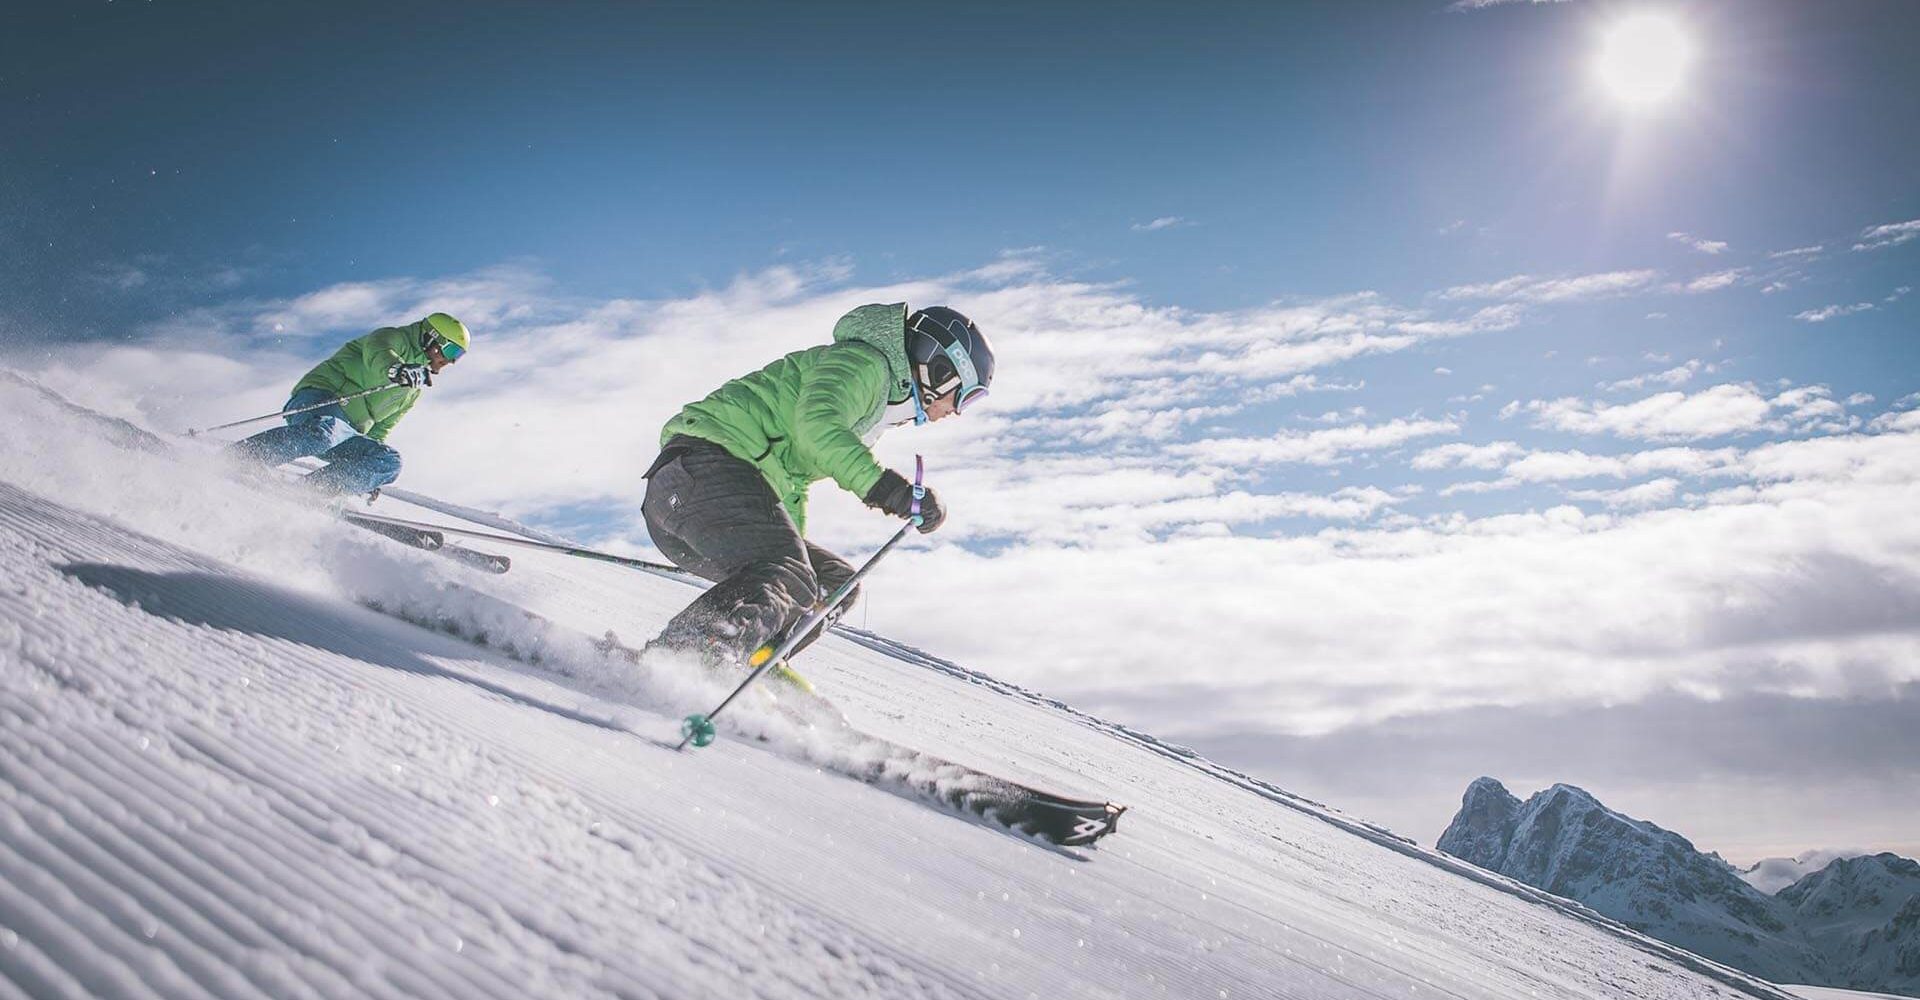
[387,363,432,388]
[863,469,945,534]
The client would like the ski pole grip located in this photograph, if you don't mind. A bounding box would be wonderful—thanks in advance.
[910,455,925,525]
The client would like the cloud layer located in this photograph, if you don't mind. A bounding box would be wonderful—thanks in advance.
[6,252,1919,856]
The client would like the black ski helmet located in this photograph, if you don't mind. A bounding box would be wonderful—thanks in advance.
[906,306,995,410]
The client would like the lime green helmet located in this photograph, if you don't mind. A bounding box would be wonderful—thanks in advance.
[424,312,471,355]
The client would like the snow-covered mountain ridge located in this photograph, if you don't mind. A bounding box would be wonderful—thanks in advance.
[1746,852,1873,896]
[1,369,1804,998]
[1438,778,1920,997]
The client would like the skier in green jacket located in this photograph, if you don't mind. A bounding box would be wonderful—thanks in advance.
[642,302,995,671]
[232,313,471,496]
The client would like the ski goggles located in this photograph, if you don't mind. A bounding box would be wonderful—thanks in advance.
[431,337,466,361]
[916,343,989,412]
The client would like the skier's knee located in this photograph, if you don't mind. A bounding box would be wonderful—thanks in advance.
[372,448,402,485]
[772,555,821,608]
[303,414,358,450]
[285,424,330,455]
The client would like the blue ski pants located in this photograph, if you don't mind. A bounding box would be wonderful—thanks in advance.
[232,388,402,497]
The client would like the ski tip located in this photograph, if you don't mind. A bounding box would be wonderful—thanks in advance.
[1041,801,1126,847]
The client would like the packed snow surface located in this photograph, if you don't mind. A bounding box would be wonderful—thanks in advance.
[0,371,1802,998]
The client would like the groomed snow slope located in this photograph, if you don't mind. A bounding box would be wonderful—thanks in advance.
[1,373,1802,1000]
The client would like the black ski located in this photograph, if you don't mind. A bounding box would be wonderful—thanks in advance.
[437,545,512,575]
[878,752,1126,846]
[341,513,511,574]
[362,595,1121,845]
[1000,787,1125,846]
[346,512,444,549]
[756,687,1126,847]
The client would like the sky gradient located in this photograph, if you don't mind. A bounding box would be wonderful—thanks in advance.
[4,0,1918,861]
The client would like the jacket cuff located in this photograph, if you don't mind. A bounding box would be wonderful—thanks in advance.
[847,464,887,502]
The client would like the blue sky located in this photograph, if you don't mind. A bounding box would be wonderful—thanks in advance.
[5,0,1919,859]
[12,1,1914,319]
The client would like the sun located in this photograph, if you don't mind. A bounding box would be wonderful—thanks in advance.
[1593,13,1694,107]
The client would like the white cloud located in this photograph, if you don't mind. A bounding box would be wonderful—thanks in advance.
[1411,441,1527,471]
[1503,446,1743,483]
[1566,478,1681,509]
[960,250,1051,285]
[1439,269,1659,304]
[1430,423,1920,499]
[1431,443,1741,496]
[1046,402,1241,444]
[856,423,1920,736]
[1768,385,1852,434]
[1680,268,1745,294]
[1436,478,1513,496]
[1794,302,1874,323]
[1668,232,1729,255]
[1852,219,1920,252]
[1888,286,1913,303]
[1511,384,1861,446]
[1390,303,1524,336]
[1303,407,1370,425]
[1767,245,1824,260]
[1520,384,1805,442]
[1871,410,1920,434]
[1244,374,1368,401]
[1602,360,1704,392]
[1131,216,1189,232]
[1174,417,1460,468]
[880,458,1395,544]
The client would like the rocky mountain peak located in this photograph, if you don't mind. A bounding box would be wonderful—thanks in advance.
[1436,776,1523,870]
[1435,778,1902,990]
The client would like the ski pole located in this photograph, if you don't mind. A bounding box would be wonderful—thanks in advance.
[678,456,926,750]
[186,383,405,437]
[340,511,686,577]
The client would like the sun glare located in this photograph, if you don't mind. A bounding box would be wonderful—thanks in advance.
[1594,13,1693,107]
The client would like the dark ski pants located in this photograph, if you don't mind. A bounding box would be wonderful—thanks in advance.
[642,436,855,664]
[231,388,402,497]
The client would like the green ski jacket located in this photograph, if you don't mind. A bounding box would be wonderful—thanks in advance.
[292,321,433,442]
[660,303,918,533]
